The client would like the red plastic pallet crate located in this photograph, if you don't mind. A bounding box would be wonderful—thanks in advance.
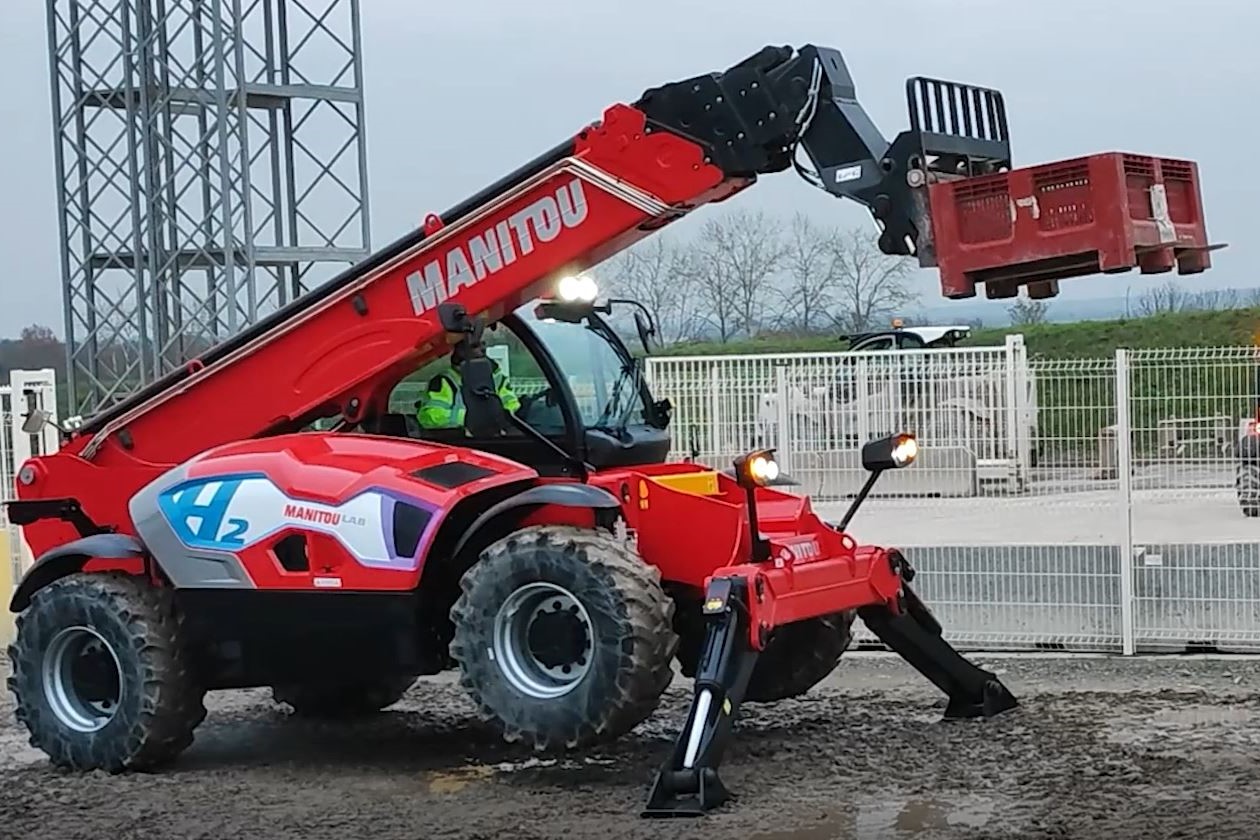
[925,152,1223,300]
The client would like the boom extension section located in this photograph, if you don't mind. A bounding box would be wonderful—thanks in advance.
[635,45,1010,264]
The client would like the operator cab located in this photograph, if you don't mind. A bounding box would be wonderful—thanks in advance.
[371,291,671,476]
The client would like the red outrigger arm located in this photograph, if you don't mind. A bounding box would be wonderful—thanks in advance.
[629,469,1017,818]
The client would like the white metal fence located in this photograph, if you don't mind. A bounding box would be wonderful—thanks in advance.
[646,343,1260,655]
[1,369,59,643]
[9,349,1260,657]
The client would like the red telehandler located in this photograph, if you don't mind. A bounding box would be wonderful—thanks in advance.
[4,45,1216,818]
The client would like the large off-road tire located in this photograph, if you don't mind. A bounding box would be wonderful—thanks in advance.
[676,610,855,703]
[6,572,206,772]
[1237,461,1260,517]
[449,525,677,751]
[272,675,416,718]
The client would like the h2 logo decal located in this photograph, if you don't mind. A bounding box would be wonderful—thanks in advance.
[159,478,252,550]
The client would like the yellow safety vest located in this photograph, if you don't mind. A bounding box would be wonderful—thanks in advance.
[416,366,521,430]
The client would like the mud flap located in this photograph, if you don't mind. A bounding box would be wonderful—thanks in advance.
[641,576,758,818]
[857,585,1018,720]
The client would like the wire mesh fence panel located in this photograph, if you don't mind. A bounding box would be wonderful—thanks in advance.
[773,343,1027,502]
[842,355,1126,650]
[1125,346,1260,652]
[652,345,1129,651]
[645,355,785,469]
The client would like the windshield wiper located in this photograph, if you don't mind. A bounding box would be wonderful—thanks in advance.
[592,359,642,436]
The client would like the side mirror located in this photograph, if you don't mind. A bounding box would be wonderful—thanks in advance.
[861,432,919,472]
[459,357,509,438]
[633,311,657,355]
[22,408,50,435]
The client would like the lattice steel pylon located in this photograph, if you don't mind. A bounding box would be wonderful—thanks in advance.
[45,0,371,415]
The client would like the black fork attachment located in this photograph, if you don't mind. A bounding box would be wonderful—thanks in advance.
[641,563,1018,818]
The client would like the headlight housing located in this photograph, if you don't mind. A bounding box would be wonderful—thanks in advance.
[734,448,780,488]
[861,432,919,472]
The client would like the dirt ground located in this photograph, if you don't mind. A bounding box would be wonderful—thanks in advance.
[2,654,1259,840]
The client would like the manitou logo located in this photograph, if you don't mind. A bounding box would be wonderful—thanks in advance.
[777,539,821,565]
[284,504,341,526]
[283,503,368,528]
[405,178,590,316]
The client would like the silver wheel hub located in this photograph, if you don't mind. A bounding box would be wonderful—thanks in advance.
[492,582,594,699]
[41,626,123,733]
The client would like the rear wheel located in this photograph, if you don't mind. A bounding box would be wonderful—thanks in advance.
[272,675,416,718]
[1236,461,1260,517]
[449,525,676,750]
[676,609,855,703]
[6,572,206,772]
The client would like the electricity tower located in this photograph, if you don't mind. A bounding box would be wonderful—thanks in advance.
[45,0,371,414]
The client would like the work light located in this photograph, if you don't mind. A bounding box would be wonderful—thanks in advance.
[557,274,598,303]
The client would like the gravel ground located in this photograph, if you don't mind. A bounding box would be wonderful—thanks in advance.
[2,654,1259,840]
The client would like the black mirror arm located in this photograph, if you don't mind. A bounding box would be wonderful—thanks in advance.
[601,299,659,339]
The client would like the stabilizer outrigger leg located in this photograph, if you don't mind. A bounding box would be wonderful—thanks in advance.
[641,561,1018,819]
[641,577,758,818]
[858,579,1018,720]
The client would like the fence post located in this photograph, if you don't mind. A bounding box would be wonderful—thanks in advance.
[855,356,871,444]
[774,364,791,475]
[1009,335,1034,488]
[708,361,721,460]
[1002,336,1022,489]
[1114,348,1136,656]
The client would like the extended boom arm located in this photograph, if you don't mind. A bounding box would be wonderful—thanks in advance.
[14,43,1031,560]
[61,44,1003,475]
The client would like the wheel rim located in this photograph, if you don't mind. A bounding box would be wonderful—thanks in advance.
[41,626,123,733]
[492,582,594,699]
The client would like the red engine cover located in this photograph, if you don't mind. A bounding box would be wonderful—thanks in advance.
[126,433,538,592]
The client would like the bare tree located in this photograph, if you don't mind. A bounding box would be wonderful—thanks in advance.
[1186,287,1240,311]
[1007,295,1051,326]
[602,236,699,344]
[682,244,740,342]
[825,227,915,332]
[1134,281,1191,316]
[692,208,786,337]
[774,213,840,334]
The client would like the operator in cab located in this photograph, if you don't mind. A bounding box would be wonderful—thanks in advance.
[415,344,521,430]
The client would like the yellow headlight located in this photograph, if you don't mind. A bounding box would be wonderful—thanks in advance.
[746,453,780,485]
[891,434,918,466]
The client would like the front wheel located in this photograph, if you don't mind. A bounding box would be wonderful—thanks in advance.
[449,525,677,750]
[1237,460,1260,517]
[6,573,206,772]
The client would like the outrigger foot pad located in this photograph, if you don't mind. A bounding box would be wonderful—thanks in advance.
[642,767,732,818]
[944,678,1018,720]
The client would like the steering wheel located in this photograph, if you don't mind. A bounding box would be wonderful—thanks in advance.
[517,388,557,419]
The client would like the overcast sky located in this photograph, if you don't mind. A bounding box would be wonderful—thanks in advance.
[0,0,1256,339]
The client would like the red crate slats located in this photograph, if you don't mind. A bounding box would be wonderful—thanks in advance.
[925,151,1220,300]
